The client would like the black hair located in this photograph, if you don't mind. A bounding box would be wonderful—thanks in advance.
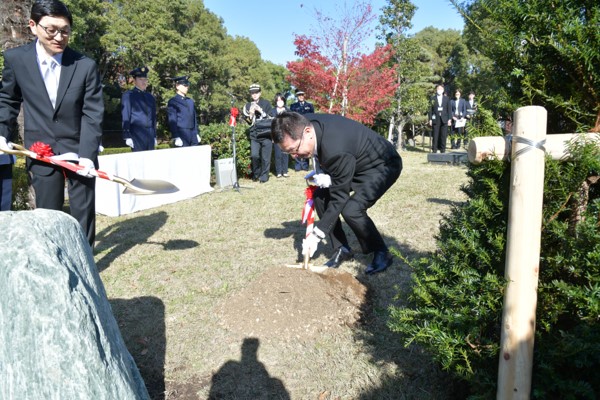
[271,112,308,143]
[30,0,73,26]
[273,92,285,104]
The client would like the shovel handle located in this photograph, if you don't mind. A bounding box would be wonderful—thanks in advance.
[302,252,310,269]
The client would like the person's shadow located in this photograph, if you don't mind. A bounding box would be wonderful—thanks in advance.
[208,338,290,400]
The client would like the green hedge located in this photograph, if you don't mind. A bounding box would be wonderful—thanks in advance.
[389,138,600,398]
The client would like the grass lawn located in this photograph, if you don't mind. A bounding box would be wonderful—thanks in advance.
[95,148,470,399]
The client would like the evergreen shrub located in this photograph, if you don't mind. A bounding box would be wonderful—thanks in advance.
[389,136,600,399]
[200,122,252,179]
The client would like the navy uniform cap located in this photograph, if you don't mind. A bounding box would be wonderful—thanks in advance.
[130,66,149,78]
[295,89,305,96]
[249,83,261,93]
[173,76,190,86]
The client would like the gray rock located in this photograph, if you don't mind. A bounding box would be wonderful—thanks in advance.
[0,209,150,400]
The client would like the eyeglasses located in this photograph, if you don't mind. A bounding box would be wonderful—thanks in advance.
[38,23,71,38]
[283,126,308,154]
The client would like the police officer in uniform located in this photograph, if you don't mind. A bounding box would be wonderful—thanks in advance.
[121,66,157,151]
[167,76,199,147]
[290,89,314,171]
[243,83,273,183]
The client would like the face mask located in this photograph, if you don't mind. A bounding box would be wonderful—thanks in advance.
[277,100,284,107]
[437,90,443,95]
[455,94,460,99]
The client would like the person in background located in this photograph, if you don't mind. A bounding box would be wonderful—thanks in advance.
[272,112,402,275]
[427,84,452,153]
[450,89,467,149]
[289,89,314,171]
[242,83,273,183]
[167,76,200,147]
[464,91,478,148]
[269,93,290,178]
[121,66,156,152]
[0,153,15,211]
[0,0,104,246]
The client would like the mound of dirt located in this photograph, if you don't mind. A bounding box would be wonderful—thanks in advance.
[217,267,368,340]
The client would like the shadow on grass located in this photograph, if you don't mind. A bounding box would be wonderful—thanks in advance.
[353,235,467,400]
[94,211,200,272]
[110,296,166,400]
[427,197,466,207]
[208,337,291,399]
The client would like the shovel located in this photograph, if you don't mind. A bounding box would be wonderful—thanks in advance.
[285,253,329,273]
[1,143,178,195]
[284,183,329,273]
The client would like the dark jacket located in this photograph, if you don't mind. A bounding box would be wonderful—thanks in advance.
[167,94,199,145]
[0,41,104,171]
[428,94,452,125]
[121,87,157,151]
[290,101,314,114]
[308,113,401,234]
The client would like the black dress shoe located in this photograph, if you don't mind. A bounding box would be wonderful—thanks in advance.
[365,251,393,275]
[324,247,354,268]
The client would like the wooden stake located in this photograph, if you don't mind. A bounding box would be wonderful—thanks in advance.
[496,106,547,399]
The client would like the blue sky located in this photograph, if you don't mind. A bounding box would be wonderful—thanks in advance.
[202,0,464,66]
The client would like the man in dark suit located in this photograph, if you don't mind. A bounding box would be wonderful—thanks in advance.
[167,76,199,147]
[289,89,314,171]
[272,112,402,275]
[121,66,156,151]
[0,0,104,247]
[428,84,452,153]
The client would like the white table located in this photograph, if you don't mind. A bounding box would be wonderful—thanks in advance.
[95,145,213,216]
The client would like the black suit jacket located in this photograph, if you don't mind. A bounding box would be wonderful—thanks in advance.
[307,113,401,234]
[0,41,104,173]
[428,94,452,125]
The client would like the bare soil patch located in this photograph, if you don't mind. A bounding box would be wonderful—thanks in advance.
[216,267,368,340]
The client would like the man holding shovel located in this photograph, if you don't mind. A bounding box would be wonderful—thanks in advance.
[0,0,104,247]
[272,112,402,275]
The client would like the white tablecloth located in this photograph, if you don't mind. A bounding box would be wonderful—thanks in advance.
[95,145,213,216]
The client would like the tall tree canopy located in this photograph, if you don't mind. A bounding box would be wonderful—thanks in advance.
[458,0,600,133]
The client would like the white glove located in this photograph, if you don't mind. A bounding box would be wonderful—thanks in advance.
[0,136,13,151]
[76,157,95,178]
[196,135,201,143]
[174,137,183,147]
[302,227,325,257]
[313,173,332,188]
[98,144,104,153]
[125,138,134,148]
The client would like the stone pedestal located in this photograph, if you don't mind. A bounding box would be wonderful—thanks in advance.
[0,209,149,400]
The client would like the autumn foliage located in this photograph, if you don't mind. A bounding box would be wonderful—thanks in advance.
[287,36,397,125]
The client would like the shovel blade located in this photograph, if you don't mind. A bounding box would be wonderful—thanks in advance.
[121,178,179,195]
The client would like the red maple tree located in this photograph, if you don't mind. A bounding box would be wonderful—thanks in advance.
[286,2,398,125]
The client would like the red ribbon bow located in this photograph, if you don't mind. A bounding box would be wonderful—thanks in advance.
[229,107,239,127]
[30,142,54,157]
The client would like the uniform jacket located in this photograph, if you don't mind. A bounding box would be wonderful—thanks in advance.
[466,100,478,118]
[451,97,467,118]
[243,98,273,139]
[308,113,401,234]
[290,101,314,114]
[0,41,104,172]
[167,94,198,139]
[428,94,452,125]
[121,87,156,150]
